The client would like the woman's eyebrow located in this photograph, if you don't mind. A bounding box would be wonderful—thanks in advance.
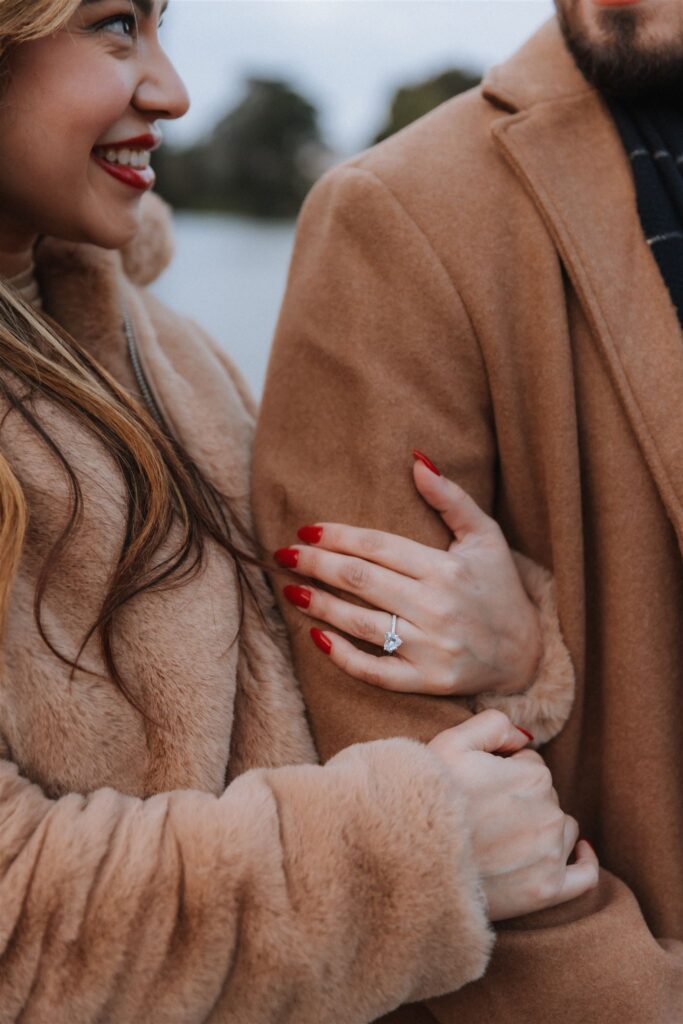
[82,0,170,17]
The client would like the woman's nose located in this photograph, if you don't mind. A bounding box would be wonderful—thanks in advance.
[134,46,191,122]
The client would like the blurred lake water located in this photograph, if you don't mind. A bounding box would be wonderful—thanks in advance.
[151,212,297,399]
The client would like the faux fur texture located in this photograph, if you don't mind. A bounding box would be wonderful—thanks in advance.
[120,191,175,285]
[470,552,576,746]
[0,197,494,1022]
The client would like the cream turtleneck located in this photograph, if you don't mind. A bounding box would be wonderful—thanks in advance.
[5,261,42,310]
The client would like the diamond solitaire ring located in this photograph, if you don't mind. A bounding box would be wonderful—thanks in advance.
[383,614,403,655]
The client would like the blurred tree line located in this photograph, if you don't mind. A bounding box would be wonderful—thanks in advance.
[154,66,480,219]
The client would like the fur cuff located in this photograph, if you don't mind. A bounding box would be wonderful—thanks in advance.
[322,738,495,1008]
[469,552,575,746]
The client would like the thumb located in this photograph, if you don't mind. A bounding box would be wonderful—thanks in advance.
[412,451,493,541]
[431,710,531,758]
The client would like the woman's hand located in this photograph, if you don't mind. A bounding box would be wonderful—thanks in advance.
[429,711,599,921]
[276,451,542,698]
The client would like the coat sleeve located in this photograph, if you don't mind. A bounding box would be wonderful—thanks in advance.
[252,164,683,1024]
[253,163,574,757]
[0,737,493,1024]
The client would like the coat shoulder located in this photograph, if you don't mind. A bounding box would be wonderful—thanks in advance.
[307,87,525,255]
[354,86,502,179]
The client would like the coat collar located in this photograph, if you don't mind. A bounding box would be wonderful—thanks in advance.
[33,193,174,378]
[483,18,592,112]
[483,19,683,550]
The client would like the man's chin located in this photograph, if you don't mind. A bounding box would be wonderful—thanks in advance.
[556,0,683,99]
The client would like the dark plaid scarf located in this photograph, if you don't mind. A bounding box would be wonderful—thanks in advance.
[608,99,683,327]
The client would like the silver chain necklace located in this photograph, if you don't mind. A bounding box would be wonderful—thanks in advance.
[122,308,165,428]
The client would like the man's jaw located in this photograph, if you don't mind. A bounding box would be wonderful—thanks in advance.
[556,0,683,99]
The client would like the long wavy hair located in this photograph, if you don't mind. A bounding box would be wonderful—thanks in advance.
[0,0,260,715]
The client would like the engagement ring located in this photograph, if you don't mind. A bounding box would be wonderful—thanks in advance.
[383,614,403,655]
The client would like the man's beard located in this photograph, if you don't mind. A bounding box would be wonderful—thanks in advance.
[556,0,683,99]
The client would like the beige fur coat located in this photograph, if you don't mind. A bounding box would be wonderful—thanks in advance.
[0,196,501,1024]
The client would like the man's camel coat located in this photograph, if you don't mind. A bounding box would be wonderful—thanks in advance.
[253,19,683,1024]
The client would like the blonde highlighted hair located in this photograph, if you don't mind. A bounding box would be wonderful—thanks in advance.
[0,0,80,58]
[0,2,259,715]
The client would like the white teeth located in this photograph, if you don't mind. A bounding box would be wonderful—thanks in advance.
[96,147,152,169]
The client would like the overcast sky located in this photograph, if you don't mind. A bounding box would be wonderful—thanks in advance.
[161,1,555,154]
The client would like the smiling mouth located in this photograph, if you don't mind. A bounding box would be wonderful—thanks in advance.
[93,145,153,170]
[91,146,156,192]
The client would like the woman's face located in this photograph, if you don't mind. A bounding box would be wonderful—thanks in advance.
[0,0,189,254]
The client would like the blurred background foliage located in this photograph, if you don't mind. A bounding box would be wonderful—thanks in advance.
[373,67,480,144]
[154,65,481,218]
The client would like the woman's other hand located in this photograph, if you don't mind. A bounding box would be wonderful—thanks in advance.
[276,451,542,698]
[429,711,599,921]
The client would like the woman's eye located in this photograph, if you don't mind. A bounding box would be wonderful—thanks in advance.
[95,14,137,39]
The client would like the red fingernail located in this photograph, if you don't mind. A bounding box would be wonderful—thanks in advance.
[514,725,535,742]
[412,450,441,476]
[274,547,299,568]
[284,584,311,609]
[311,627,332,654]
[298,525,323,544]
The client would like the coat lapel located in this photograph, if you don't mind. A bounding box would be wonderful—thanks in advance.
[484,21,683,550]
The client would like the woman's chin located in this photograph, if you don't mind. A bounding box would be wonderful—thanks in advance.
[82,203,144,252]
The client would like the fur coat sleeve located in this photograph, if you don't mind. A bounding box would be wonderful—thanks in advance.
[0,737,493,1023]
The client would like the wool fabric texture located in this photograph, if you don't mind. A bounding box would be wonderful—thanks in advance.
[254,18,683,1024]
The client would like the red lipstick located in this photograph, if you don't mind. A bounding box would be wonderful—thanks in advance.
[102,133,163,152]
[91,154,155,192]
[91,131,162,193]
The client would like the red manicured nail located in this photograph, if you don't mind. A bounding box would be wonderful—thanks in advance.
[412,449,441,476]
[274,547,299,569]
[311,627,332,655]
[284,584,311,610]
[514,725,535,742]
[298,525,324,544]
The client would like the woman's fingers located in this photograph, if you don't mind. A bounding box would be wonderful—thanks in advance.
[283,583,419,653]
[552,839,600,907]
[309,628,419,693]
[432,709,531,757]
[562,815,580,860]
[294,522,443,579]
[274,544,420,620]
[412,454,499,543]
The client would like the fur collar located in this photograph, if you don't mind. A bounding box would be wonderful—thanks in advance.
[120,192,175,287]
[35,191,174,291]
[33,193,174,378]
